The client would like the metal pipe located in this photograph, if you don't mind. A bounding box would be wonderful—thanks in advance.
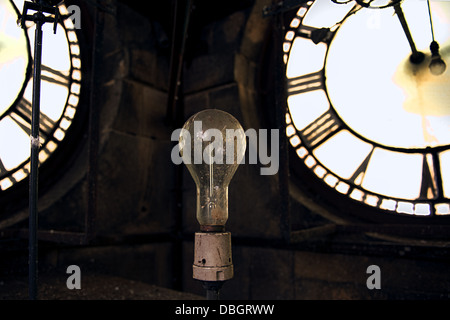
[205,288,220,300]
[202,281,224,300]
[86,0,107,244]
[29,12,44,301]
[21,0,60,300]
[167,0,194,291]
[165,0,193,126]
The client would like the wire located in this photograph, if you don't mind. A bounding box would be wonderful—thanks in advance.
[426,0,435,41]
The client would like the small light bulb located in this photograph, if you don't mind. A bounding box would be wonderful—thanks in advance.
[429,41,447,76]
[179,109,246,231]
[429,55,446,76]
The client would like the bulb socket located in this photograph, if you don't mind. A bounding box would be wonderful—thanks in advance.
[193,232,233,282]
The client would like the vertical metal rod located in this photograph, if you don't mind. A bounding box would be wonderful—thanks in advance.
[167,0,194,291]
[205,288,220,300]
[165,0,193,126]
[273,10,291,242]
[202,281,223,300]
[86,2,106,243]
[29,13,44,301]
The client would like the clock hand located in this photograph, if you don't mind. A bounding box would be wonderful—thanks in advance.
[393,2,425,64]
[426,0,446,76]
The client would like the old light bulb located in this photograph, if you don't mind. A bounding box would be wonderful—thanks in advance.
[179,109,246,298]
[179,109,246,231]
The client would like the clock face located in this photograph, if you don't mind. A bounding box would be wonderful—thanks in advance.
[0,0,82,192]
[284,0,450,217]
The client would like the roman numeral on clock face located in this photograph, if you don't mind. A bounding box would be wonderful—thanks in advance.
[9,98,56,139]
[296,25,333,44]
[419,153,440,200]
[349,147,374,186]
[0,158,6,175]
[299,109,342,149]
[41,64,70,87]
[287,70,325,96]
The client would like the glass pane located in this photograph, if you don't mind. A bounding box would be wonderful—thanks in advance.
[0,116,29,170]
[288,90,329,131]
[362,148,423,200]
[439,149,450,198]
[313,130,373,180]
[286,37,327,78]
[40,80,70,121]
[302,0,355,28]
[325,1,450,148]
[42,23,71,71]
[0,0,29,116]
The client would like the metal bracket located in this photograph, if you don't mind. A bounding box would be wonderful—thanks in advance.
[18,1,60,33]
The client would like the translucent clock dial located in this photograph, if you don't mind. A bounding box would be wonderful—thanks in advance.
[325,1,450,149]
[0,0,29,116]
[284,0,450,216]
[0,0,82,191]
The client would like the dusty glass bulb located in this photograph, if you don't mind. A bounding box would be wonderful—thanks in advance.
[179,109,246,230]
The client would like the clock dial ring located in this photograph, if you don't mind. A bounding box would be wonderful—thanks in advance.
[0,0,32,120]
[0,0,83,193]
[324,3,450,150]
[355,0,401,9]
[283,0,450,218]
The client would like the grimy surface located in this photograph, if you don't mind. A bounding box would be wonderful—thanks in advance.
[0,273,203,300]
